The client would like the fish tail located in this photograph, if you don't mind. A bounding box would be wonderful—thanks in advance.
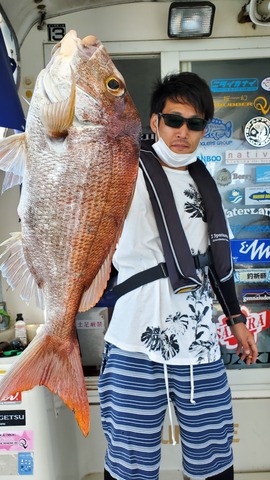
[0,329,90,436]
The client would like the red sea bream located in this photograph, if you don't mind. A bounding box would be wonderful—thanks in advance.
[0,30,141,436]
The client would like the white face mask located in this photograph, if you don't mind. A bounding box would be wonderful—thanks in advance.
[152,136,198,168]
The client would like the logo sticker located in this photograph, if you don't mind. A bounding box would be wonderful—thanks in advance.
[245,186,270,204]
[0,430,34,451]
[0,391,22,404]
[205,118,232,141]
[228,189,243,204]
[244,116,270,147]
[261,77,270,91]
[217,309,270,349]
[18,452,34,475]
[231,223,270,236]
[242,289,270,302]
[231,238,270,263]
[0,410,26,427]
[256,165,270,183]
[216,168,232,186]
[198,153,222,164]
[226,206,270,218]
[226,149,270,164]
[211,78,258,92]
[234,268,270,283]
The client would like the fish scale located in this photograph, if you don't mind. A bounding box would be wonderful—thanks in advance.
[0,30,141,436]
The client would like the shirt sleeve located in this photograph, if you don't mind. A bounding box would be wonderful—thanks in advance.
[208,266,241,317]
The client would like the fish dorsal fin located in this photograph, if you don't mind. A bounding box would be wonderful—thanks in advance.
[78,248,114,312]
[0,232,44,309]
[0,133,26,191]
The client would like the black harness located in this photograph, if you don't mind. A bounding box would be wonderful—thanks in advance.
[111,140,233,299]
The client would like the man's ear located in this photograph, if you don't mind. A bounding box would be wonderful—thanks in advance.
[150,113,158,134]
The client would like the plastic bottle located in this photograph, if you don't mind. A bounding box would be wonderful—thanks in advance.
[14,313,27,346]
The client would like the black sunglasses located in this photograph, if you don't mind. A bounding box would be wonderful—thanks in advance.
[158,113,207,131]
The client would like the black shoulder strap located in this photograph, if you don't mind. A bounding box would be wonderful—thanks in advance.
[188,160,233,282]
[139,145,201,293]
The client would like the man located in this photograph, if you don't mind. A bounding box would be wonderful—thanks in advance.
[98,72,257,480]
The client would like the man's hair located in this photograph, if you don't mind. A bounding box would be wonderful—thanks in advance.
[150,72,214,121]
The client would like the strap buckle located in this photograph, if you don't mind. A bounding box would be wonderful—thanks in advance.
[193,250,209,270]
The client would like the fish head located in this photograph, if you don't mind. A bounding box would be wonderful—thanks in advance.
[30,30,141,142]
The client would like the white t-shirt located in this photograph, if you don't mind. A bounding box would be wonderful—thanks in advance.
[105,166,221,365]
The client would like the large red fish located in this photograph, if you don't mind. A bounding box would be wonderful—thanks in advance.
[0,30,141,436]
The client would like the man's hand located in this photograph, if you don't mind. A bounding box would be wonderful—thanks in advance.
[229,323,258,365]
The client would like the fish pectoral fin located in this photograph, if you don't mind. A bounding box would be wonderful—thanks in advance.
[41,68,76,138]
[0,133,26,192]
[79,248,115,312]
[0,232,44,309]
[0,330,90,436]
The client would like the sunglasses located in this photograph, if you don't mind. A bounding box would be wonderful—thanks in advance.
[158,113,207,131]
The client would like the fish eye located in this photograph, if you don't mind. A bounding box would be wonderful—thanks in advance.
[106,76,125,96]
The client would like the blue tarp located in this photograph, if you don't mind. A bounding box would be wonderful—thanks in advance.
[0,28,25,131]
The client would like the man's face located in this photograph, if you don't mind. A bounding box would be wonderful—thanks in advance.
[150,99,206,155]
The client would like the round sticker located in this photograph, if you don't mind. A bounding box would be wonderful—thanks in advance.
[244,116,270,147]
[216,168,231,186]
[261,77,270,91]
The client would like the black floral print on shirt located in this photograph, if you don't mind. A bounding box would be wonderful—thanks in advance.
[141,327,180,360]
[141,273,216,361]
[184,184,206,222]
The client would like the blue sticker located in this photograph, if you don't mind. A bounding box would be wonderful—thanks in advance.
[231,238,270,263]
[205,118,232,141]
[228,189,243,204]
[211,78,258,92]
[242,289,270,302]
[18,452,34,475]
[256,165,270,183]
[230,224,270,236]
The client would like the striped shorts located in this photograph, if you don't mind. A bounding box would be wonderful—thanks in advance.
[98,343,234,480]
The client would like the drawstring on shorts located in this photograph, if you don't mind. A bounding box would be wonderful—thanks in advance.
[163,364,196,447]
[163,364,176,446]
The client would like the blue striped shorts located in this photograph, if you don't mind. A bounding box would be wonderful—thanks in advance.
[98,343,234,480]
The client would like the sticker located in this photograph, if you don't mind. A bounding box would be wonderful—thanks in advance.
[245,186,270,204]
[225,206,270,218]
[231,238,270,263]
[226,149,270,164]
[228,189,243,204]
[76,318,105,329]
[0,431,33,451]
[217,309,270,349]
[242,289,270,302]
[231,223,270,236]
[198,153,222,164]
[234,268,270,283]
[47,24,66,42]
[244,116,270,147]
[254,96,270,115]
[211,78,258,92]
[0,410,26,427]
[215,168,232,186]
[261,77,270,91]
[0,391,22,405]
[18,452,34,475]
[232,172,252,181]
[256,165,270,183]
[76,307,107,330]
[205,118,232,141]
